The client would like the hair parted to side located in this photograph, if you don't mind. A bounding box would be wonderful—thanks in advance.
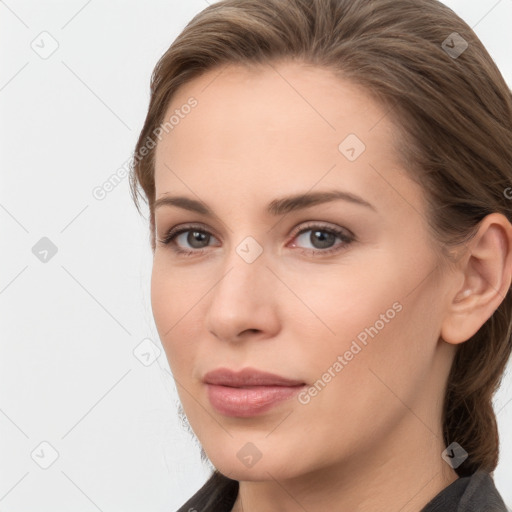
[130,0,512,483]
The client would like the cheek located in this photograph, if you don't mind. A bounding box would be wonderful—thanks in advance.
[298,273,442,424]
[150,262,172,341]
[284,254,439,404]
[285,305,428,466]
[150,261,199,373]
[279,259,403,355]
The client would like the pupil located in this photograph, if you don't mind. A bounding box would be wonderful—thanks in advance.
[188,231,208,248]
[312,230,334,249]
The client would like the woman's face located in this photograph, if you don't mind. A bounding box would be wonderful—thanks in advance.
[151,62,457,481]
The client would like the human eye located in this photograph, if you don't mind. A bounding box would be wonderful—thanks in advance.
[156,223,220,256]
[156,221,355,258]
[287,221,355,256]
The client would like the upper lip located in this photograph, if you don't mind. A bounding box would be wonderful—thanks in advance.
[203,367,305,387]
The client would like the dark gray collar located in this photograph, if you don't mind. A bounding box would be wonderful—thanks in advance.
[421,471,508,512]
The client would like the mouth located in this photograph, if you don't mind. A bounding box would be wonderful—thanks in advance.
[203,367,306,417]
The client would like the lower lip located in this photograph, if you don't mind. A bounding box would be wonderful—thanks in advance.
[206,384,305,417]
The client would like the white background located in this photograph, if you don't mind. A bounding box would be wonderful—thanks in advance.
[1,1,511,510]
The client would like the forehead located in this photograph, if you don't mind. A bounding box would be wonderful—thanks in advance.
[153,61,417,211]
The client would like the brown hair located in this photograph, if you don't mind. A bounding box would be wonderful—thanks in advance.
[129,0,512,497]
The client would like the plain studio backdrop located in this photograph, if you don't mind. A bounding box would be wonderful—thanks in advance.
[1,1,511,511]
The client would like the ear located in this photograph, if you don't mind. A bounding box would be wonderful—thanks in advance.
[441,213,512,345]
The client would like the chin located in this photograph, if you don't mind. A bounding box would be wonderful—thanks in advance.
[204,440,308,482]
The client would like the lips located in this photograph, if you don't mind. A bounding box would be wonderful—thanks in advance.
[203,367,305,387]
[203,367,306,417]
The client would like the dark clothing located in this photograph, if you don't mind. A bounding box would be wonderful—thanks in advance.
[420,470,508,511]
[177,469,508,512]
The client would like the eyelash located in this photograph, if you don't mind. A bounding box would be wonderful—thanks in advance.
[156,222,355,257]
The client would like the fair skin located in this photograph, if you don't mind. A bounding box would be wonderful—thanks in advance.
[150,61,512,512]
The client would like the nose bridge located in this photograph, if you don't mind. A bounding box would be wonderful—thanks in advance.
[205,233,277,340]
[212,233,267,305]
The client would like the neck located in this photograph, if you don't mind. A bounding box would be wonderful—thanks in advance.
[231,417,459,512]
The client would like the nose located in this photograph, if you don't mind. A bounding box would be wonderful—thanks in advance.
[204,242,281,344]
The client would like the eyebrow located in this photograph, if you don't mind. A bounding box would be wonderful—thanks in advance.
[154,190,376,216]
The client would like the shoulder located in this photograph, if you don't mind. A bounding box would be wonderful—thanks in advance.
[459,471,509,511]
[421,470,509,512]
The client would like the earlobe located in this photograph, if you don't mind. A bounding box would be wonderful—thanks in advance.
[441,213,512,345]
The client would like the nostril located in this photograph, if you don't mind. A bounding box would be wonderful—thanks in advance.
[240,328,260,335]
